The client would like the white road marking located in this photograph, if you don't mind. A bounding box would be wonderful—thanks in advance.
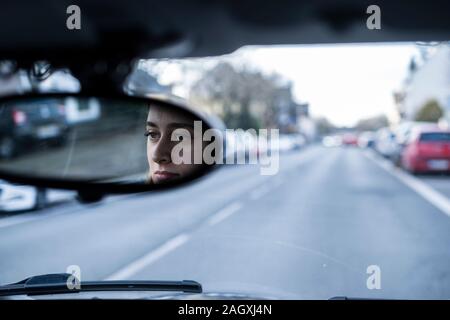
[207,202,242,226]
[249,177,284,200]
[106,201,243,280]
[364,150,450,218]
[104,233,190,280]
[250,185,271,200]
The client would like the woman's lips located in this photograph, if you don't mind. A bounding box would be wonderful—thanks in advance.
[153,171,180,182]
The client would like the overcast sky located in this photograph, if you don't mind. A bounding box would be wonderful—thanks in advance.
[237,43,418,127]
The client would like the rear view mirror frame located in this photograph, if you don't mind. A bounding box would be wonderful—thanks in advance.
[0,92,219,195]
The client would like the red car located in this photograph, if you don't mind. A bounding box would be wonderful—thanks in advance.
[401,128,450,173]
[341,133,358,146]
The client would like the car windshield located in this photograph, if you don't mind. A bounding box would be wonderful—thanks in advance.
[420,132,450,142]
[1,42,450,300]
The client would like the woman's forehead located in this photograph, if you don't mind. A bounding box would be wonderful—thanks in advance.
[147,104,195,126]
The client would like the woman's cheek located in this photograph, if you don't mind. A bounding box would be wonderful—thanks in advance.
[147,142,153,167]
[177,163,195,178]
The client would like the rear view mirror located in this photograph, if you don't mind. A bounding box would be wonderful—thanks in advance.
[0,93,219,193]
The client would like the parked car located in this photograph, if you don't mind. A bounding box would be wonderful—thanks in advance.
[401,128,450,174]
[390,122,439,165]
[322,135,342,148]
[0,99,70,158]
[64,97,101,125]
[357,131,376,149]
[340,133,358,146]
[393,121,436,147]
[374,127,400,159]
[287,133,306,150]
[0,180,47,212]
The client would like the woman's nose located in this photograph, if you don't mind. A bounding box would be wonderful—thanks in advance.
[152,138,172,164]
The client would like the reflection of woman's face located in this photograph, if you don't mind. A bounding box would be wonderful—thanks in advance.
[146,104,203,184]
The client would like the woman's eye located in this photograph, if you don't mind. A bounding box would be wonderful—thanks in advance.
[145,131,160,140]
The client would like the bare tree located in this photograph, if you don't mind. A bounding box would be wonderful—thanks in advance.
[190,62,295,129]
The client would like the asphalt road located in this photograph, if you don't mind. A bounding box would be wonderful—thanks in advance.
[1,145,450,299]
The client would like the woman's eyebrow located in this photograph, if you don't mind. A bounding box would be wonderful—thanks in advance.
[146,121,158,127]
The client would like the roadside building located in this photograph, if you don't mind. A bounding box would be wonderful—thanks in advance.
[396,45,450,127]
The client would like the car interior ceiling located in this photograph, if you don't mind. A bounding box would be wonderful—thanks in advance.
[1,1,450,60]
[0,0,448,97]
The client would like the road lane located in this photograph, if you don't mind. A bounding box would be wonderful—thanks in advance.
[0,146,323,284]
[419,175,450,199]
[1,146,450,300]
[127,147,450,299]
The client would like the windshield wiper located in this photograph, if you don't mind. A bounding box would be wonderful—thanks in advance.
[0,273,202,297]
